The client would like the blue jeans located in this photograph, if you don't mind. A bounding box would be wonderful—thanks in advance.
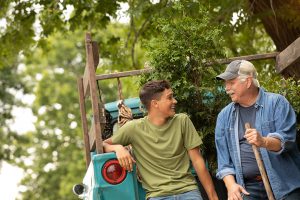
[284,188,300,200]
[243,181,268,200]
[148,189,203,200]
[243,181,300,200]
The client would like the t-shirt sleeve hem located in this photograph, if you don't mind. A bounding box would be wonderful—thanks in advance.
[186,139,202,150]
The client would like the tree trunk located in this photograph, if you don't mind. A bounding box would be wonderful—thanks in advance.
[249,0,300,78]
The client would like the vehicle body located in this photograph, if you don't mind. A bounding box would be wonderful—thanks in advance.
[73,98,146,199]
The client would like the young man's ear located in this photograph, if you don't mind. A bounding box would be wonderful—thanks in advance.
[150,99,159,108]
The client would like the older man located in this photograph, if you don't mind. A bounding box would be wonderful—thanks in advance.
[215,60,300,200]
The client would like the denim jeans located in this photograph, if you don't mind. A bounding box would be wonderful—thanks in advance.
[148,189,203,200]
[243,181,300,200]
[284,188,300,200]
[243,181,268,200]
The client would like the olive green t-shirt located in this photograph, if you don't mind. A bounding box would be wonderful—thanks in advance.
[111,113,202,198]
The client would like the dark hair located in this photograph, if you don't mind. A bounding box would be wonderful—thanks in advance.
[139,80,171,110]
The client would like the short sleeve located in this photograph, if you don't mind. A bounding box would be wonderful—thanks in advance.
[111,121,134,146]
[181,114,202,150]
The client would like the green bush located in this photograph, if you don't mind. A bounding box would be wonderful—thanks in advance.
[142,1,300,173]
[261,76,300,149]
[141,1,228,172]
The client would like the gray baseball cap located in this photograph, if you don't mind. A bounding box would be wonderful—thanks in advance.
[216,60,256,80]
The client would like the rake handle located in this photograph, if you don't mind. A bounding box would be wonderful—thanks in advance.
[245,123,275,200]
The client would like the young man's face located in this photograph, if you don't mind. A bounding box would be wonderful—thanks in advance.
[224,77,249,103]
[155,88,177,118]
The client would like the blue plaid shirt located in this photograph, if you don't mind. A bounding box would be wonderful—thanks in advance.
[215,87,300,200]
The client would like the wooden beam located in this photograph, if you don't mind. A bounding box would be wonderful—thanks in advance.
[82,41,100,97]
[212,52,278,65]
[82,63,90,97]
[96,68,152,80]
[77,77,91,168]
[85,33,103,154]
[88,122,95,152]
[92,41,99,70]
[276,37,300,73]
[95,53,278,81]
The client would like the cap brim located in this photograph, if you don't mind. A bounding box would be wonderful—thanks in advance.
[216,72,238,80]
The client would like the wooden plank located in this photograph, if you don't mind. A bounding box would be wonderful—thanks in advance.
[92,41,99,70]
[83,41,100,97]
[276,37,300,73]
[83,64,90,97]
[96,68,152,80]
[212,52,279,65]
[88,122,95,152]
[77,77,91,168]
[95,52,275,104]
[85,33,103,154]
[95,53,278,81]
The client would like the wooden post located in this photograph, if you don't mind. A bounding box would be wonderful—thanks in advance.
[276,37,300,74]
[77,77,91,167]
[85,33,103,154]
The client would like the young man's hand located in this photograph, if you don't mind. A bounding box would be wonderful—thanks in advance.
[103,138,136,171]
[115,145,136,172]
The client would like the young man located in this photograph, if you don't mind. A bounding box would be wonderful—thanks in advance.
[215,60,300,200]
[103,80,218,200]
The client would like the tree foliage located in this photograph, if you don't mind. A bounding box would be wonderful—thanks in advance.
[0,0,300,199]
[140,1,229,171]
[13,31,85,199]
[12,23,148,199]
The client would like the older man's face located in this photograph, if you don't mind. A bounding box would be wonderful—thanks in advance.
[224,77,249,103]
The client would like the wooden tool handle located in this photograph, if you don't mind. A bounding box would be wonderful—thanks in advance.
[245,123,275,200]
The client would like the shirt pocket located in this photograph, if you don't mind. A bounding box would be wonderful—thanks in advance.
[261,120,275,135]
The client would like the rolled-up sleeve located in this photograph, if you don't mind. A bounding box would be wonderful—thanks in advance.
[268,95,297,154]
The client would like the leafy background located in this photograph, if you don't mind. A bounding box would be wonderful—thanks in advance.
[0,0,299,199]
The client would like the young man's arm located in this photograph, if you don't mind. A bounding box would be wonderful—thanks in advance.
[188,147,218,200]
[103,138,135,171]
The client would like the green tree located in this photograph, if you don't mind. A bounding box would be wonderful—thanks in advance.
[1,0,300,199]
[141,1,228,170]
[15,31,86,199]
[141,0,300,171]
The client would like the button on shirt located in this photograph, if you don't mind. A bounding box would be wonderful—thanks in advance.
[215,88,300,200]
